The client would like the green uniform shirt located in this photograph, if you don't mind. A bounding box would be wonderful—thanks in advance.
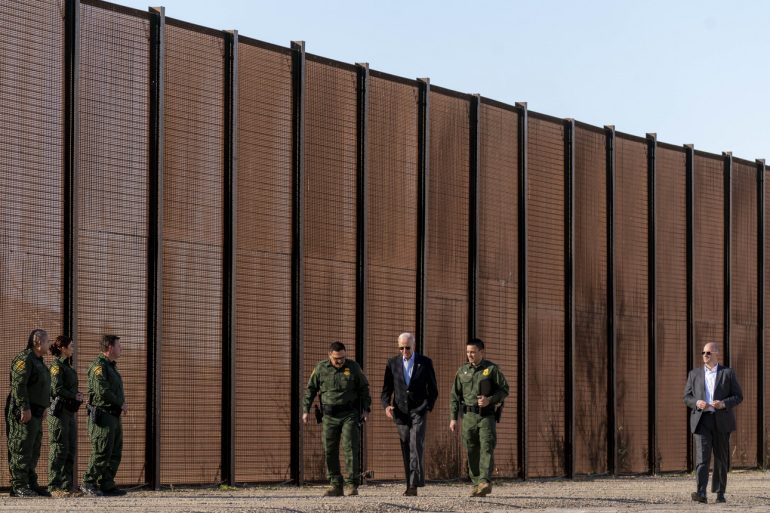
[87,354,124,409]
[449,359,509,420]
[50,356,78,401]
[303,359,371,413]
[9,348,50,410]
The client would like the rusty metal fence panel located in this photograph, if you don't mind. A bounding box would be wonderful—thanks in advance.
[301,59,358,481]
[526,116,566,478]
[614,136,649,474]
[76,2,149,485]
[730,160,758,468]
[693,154,724,360]
[423,91,469,480]
[0,0,64,486]
[573,126,608,475]
[477,102,518,477]
[654,146,688,472]
[234,41,293,482]
[363,75,419,481]
[160,22,224,485]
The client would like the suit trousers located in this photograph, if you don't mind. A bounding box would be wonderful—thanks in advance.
[694,413,730,495]
[395,411,427,488]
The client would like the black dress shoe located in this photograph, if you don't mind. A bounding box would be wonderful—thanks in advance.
[691,492,707,503]
[11,486,39,497]
[403,487,417,496]
[102,487,127,496]
[715,494,726,503]
[34,486,52,497]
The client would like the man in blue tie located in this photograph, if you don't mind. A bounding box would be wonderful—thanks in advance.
[381,333,438,496]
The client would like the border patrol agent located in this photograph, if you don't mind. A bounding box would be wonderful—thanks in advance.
[302,341,371,497]
[449,338,509,497]
[5,328,51,497]
[81,334,127,497]
[47,335,84,497]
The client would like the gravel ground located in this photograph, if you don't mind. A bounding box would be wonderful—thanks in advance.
[2,470,770,512]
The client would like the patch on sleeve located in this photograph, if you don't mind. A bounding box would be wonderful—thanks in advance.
[51,365,60,376]
[482,368,491,377]
[94,365,103,377]
[13,360,25,373]
[343,367,351,377]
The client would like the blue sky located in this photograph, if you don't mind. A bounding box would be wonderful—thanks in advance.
[113,0,769,162]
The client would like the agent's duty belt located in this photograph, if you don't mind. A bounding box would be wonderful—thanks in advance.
[322,403,356,415]
[463,404,494,417]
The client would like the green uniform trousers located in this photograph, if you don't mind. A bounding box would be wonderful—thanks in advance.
[83,413,122,491]
[461,412,496,485]
[5,402,43,490]
[48,411,77,491]
[322,411,360,486]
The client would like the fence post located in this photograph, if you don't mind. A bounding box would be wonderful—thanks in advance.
[646,133,658,475]
[516,101,528,479]
[604,125,617,476]
[564,119,575,479]
[221,28,238,487]
[355,61,369,476]
[685,143,695,473]
[723,152,732,365]
[290,40,306,486]
[468,94,481,340]
[63,0,79,343]
[416,78,430,355]
[758,159,766,469]
[146,5,165,490]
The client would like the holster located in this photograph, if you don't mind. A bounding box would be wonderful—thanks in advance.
[49,396,63,417]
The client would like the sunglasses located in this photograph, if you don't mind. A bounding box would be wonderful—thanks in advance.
[702,351,712,356]
[398,346,412,352]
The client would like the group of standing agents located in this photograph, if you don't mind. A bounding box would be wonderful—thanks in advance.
[5,329,126,498]
[303,334,509,498]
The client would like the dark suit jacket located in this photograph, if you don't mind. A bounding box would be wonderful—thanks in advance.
[380,353,438,418]
[683,364,743,434]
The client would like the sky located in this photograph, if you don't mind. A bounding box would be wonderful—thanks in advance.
[112,0,769,162]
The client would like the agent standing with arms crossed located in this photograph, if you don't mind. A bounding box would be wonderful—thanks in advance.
[449,338,508,497]
[303,341,371,497]
[381,332,438,496]
[47,335,83,497]
[683,342,742,504]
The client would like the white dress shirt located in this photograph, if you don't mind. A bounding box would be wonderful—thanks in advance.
[704,364,718,412]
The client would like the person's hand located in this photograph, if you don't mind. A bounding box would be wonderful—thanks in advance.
[302,412,309,425]
[477,395,490,407]
[361,411,369,423]
[385,406,394,419]
[696,400,707,410]
[449,419,457,433]
[20,409,31,424]
[76,391,84,402]
[122,403,129,415]
[712,400,725,410]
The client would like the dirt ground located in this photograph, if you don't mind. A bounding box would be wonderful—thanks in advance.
[1,470,769,512]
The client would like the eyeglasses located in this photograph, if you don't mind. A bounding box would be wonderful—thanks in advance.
[702,351,712,356]
[398,346,412,352]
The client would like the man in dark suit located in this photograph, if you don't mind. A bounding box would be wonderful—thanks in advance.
[683,342,743,504]
[381,332,438,496]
